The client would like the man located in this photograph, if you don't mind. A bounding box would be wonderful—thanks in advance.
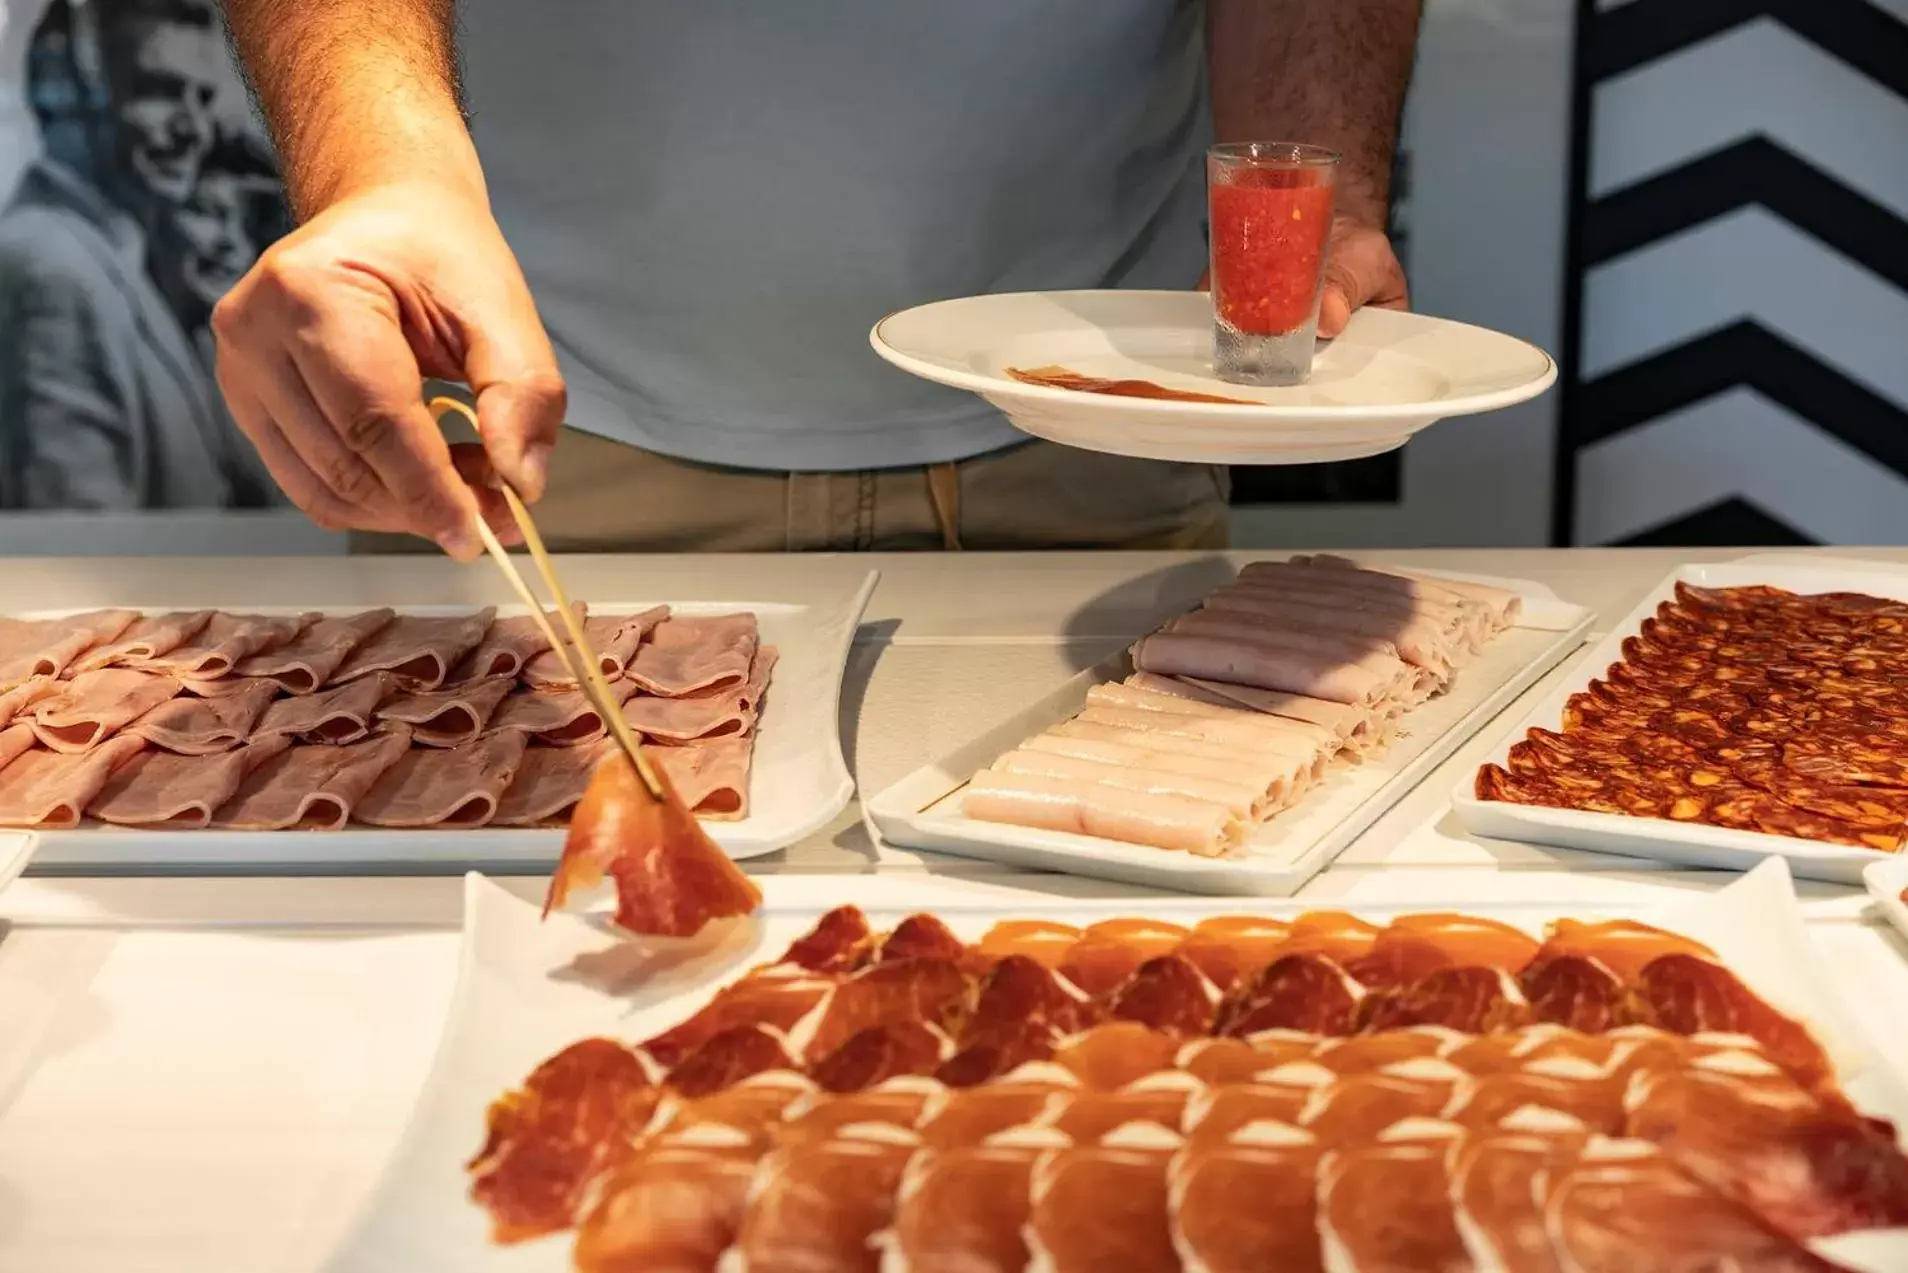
[214,2,1419,555]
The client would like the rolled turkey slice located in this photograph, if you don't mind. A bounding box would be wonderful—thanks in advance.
[378,677,514,747]
[1161,612,1439,696]
[520,605,669,688]
[253,672,396,744]
[648,738,754,819]
[1072,703,1333,761]
[1230,566,1487,651]
[450,604,584,684]
[1199,588,1458,676]
[125,679,278,754]
[0,678,59,730]
[1084,682,1339,750]
[991,747,1267,821]
[623,645,778,744]
[491,740,612,827]
[329,608,497,691]
[1048,719,1329,788]
[1132,632,1413,708]
[0,733,146,827]
[71,610,214,672]
[355,730,528,828]
[1020,731,1309,813]
[210,727,413,830]
[1148,675,1389,747]
[963,769,1246,856]
[148,612,321,680]
[489,684,636,747]
[623,613,758,697]
[0,610,141,684]
[89,736,292,829]
[231,608,395,693]
[30,668,184,753]
[1290,554,1522,629]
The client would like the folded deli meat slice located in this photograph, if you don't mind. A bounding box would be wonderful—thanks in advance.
[646,739,754,819]
[231,607,395,693]
[355,730,528,828]
[492,741,612,827]
[90,737,291,828]
[254,673,396,744]
[623,614,758,697]
[964,769,1247,856]
[147,612,318,679]
[125,679,277,754]
[0,733,145,827]
[0,679,58,730]
[0,609,140,684]
[329,608,497,691]
[1133,631,1416,707]
[70,610,214,672]
[489,685,634,747]
[30,668,183,752]
[522,606,669,687]
[622,645,778,743]
[454,604,583,685]
[0,724,34,772]
[377,677,514,747]
[210,727,413,830]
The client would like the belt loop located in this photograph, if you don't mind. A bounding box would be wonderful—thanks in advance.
[926,462,963,551]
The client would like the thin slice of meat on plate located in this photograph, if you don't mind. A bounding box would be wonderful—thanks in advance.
[622,613,757,697]
[89,736,292,828]
[1290,555,1523,629]
[622,647,778,744]
[71,610,215,672]
[253,672,396,744]
[0,610,141,684]
[1019,731,1308,814]
[521,605,670,687]
[355,730,528,827]
[492,740,612,826]
[488,685,634,747]
[125,679,279,754]
[450,604,583,684]
[0,678,59,730]
[231,608,396,693]
[0,733,146,827]
[1199,588,1458,674]
[328,608,497,691]
[1084,683,1340,750]
[148,612,320,680]
[963,768,1245,856]
[210,726,413,830]
[647,738,755,819]
[377,677,514,747]
[990,747,1266,821]
[0,723,35,771]
[30,668,183,752]
[1131,631,1414,707]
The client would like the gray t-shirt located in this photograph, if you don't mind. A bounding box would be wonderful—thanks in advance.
[458,1,1210,471]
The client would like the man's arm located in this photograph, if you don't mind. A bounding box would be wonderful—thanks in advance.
[1206,0,1422,334]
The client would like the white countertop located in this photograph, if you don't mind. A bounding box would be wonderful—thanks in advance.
[3,546,1908,1272]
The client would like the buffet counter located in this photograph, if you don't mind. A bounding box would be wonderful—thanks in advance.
[3,547,1907,1272]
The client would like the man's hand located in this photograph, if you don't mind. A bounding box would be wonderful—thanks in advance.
[212,180,564,559]
[1318,216,1407,339]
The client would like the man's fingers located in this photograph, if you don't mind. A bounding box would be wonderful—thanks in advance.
[462,292,566,503]
[448,441,524,546]
[220,379,362,533]
[1317,222,1409,339]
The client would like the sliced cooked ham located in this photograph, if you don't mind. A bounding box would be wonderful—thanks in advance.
[71,610,214,672]
[623,613,757,697]
[491,740,611,826]
[1288,555,1521,627]
[355,730,528,827]
[147,612,320,679]
[253,673,396,744]
[329,608,497,691]
[623,646,778,743]
[231,608,395,693]
[30,669,184,752]
[0,609,140,684]
[488,685,635,747]
[1200,589,1457,675]
[521,605,669,687]
[378,678,515,747]
[89,737,292,828]
[1047,719,1329,786]
[210,727,413,830]
[450,604,583,684]
[1159,675,1387,745]
[125,679,278,754]
[0,678,58,730]
[1020,731,1308,812]
[0,733,146,827]
[963,769,1246,856]
[1132,632,1411,707]
[991,747,1267,821]
[648,737,754,819]
[1072,703,1331,761]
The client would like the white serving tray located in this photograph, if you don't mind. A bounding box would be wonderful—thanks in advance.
[319,859,1908,1273]
[0,830,34,893]
[1865,856,1908,946]
[1452,554,1908,885]
[20,572,876,872]
[866,572,1593,895]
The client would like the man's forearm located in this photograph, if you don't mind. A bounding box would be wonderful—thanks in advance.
[223,0,484,219]
[1206,0,1423,227]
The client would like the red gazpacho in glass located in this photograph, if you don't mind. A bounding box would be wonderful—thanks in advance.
[1207,143,1340,386]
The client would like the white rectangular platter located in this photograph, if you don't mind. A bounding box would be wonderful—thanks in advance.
[866,570,1592,895]
[20,571,876,873]
[1865,856,1908,946]
[321,859,1908,1273]
[1452,554,1908,885]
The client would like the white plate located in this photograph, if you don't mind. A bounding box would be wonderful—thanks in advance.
[869,291,1557,464]
[866,571,1592,895]
[1452,554,1908,885]
[320,859,1908,1273]
[1864,857,1908,945]
[22,572,876,873]
[0,830,34,893]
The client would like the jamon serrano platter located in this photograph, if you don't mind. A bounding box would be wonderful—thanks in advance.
[4,572,874,871]
[1457,557,1908,884]
[871,556,1592,894]
[323,860,1908,1272]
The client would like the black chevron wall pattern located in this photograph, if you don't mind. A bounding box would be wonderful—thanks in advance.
[1555,0,1908,547]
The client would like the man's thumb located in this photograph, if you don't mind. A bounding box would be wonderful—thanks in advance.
[465,312,566,503]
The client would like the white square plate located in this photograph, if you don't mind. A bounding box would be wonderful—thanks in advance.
[21,572,876,871]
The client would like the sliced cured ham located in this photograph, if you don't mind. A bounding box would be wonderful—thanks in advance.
[640,975,833,1070]
[146,611,317,679]
[964,769,1246,856]
[808,1020,951,1093]
[1360,966,1535,1035]
[1518,954,1643,1033]
[802,958,976,1063]
[522,605,668,687]
[1052,1022,1182,1091]
[70,610,213,672]
[1183,1082,1319,1145]
[1635,953,1829,1086]
[878,913,972,966]
[666,1026,796,1099]
[230,608,395,693]
[655,1072,814,1146]
[0,733,145,827]
[210,727,413,830]
[1531,918,1716,986]
[1027,1134,1180,1273]
[1048,1079,1200,1143]
[1282,911,1385,965]
[30,668,183,752]
[452,604,583,684]
[1107,954,1221,1035]
[917,1080,1073,1151]
[726,1137,914,1272]
[377,677,514,747]
[1312,1029,1458,1076]
[1317,1137,1473,1272]
[0,609,139,684]
[1300,1071,1463,1145]
[975,920,1081,970]
[774,1082,941,1144]
[990,746,1267,821]
[1132,631,1412,707]
[623,613,758,697]
[492,740,611,827]
[1448,1070,1626,1136]
[622,645,778,744]
[1058,919,1191,998]
[1170,1139,1324,1273]
[1449,1133,1580,1273]
[1173,916,1293,992]
[355,730,528,828]
[572,1143,757,1273]
[125,679,277,754]
[776,906,878,975]
[253,672,396,744]
[885,1143,1041,1273]
[488,685,631,747]
[87,737,291,828]
[647,738,754,818]
[329,608,497,691]
[1217,954,1366,1037]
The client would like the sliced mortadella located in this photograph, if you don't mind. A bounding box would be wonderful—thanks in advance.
[962,769,1246,856]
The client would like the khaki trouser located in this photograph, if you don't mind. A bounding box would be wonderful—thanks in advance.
[355,427,1230,553]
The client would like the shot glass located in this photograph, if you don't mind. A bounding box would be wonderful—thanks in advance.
[1207,142,1340,386]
